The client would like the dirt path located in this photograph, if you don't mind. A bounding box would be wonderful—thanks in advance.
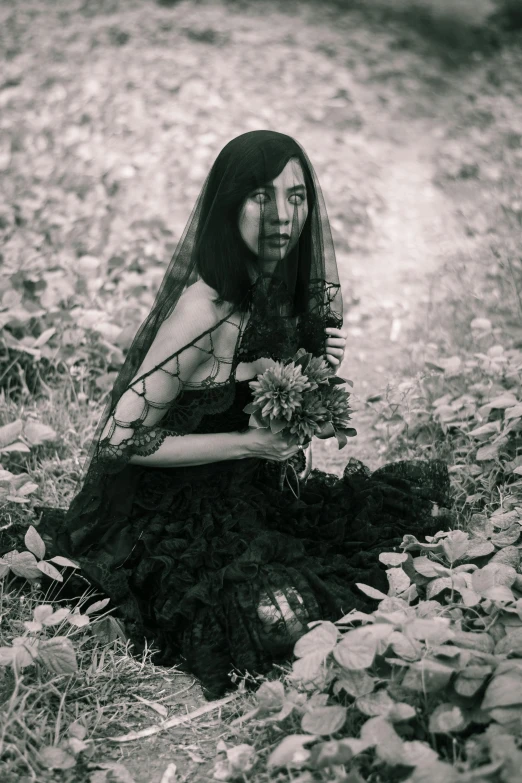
[314,117,478,475]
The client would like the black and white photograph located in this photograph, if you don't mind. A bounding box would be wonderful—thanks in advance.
[1,1,522,781]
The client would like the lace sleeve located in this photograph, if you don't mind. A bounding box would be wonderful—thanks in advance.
[95,293,220,472]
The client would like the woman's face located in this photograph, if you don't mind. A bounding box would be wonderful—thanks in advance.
[238,157,309,271]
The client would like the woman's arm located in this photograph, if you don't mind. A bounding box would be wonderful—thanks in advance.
[129,430,248,467]
[98,288,227,468]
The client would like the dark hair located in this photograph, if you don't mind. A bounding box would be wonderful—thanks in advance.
[194,130,316,312]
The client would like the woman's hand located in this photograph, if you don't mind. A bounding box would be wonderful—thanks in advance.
[241,427,303,462]
[325,327,347,373]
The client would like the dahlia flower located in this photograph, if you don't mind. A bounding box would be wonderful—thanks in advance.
[287,392,330,443]
[249,362,311,422]
[301,354,332,388]
[321,384,352,429]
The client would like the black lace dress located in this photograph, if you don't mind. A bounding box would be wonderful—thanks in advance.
[38,376,454,700]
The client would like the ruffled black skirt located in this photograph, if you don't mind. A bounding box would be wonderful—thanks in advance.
[37,455,453,700]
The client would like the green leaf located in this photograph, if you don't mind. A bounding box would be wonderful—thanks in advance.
[403,759,460,783]
[255,680,285,712]
[386,568,411,596]
[24,621,43,632]
[308,739,354,769]
[68,721,88,740]
[379,552,408,566]
[301,705,347,735]
[34,605,53,623]
[387,702,416,722]
[428,703,468,733]
[459,588,482,607]
[473,564,517,592]
[68,612,90,628]
[44,608,71,626]
[388,631,422,662]
[356,583,388,601]
[355,689,394,717]
[334,670,375,698]
[401,740,439,768]
[316,421,335,439]
[269,417,287,434]
[10,551,41,580]
[360,717,404,765]
[37,560,63,582]
[14,634,39,652]
[0,419,23,448]
[295,354,311,372]
[0,647,16,666]
[24,525,46,560]
[402,660,454,693]
[249,412,269,429]
[290,651,332,691]
[481,672,522,710]
[294,621,339,659]
[23,421,57,446]
[38,637,78,674]
[454,665,492,697]
[413,556,450,578]
[333,636,377,671]
[426,577,453,598]
[49,555,80,568]
[335,430,348,449]
[85,597,111,615]
[401,534,445,554]
[90,615,127,644]
[491,524,520,548]
[483,585,515,603]
[488,706,522,726]
[452,631,494,654]
[488,393,520,409]
[495,629,522,656]
[39,746,76,771]
[442,533,469,564]
[505,404,522,421]
[267,735,317,769]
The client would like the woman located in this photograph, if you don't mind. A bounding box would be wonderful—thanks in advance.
[38,130,454,700]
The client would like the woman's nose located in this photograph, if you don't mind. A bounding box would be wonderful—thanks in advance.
[273,197,292,223]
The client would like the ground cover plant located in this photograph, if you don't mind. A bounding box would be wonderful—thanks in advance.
[3,0,522,781]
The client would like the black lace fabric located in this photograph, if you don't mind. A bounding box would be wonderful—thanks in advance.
[38,373,453,701]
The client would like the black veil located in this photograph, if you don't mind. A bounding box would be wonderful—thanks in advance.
[50,130,344,559]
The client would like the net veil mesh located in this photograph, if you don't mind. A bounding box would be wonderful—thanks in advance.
[55,129,344,556]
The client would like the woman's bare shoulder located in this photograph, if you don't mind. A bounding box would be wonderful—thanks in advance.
[185,279,218,300]
[182,280,231,317]
[170,280,225,327]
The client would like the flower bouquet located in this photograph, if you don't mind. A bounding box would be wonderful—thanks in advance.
[243,348,356,497]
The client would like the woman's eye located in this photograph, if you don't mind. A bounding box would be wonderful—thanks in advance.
[252,193,306,204]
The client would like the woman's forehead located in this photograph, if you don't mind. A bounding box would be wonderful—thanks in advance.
[263,158,306,188]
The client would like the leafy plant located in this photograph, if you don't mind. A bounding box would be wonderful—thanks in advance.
[226,513,522,781]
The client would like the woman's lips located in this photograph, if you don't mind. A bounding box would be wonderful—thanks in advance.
[265,235,289,246]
